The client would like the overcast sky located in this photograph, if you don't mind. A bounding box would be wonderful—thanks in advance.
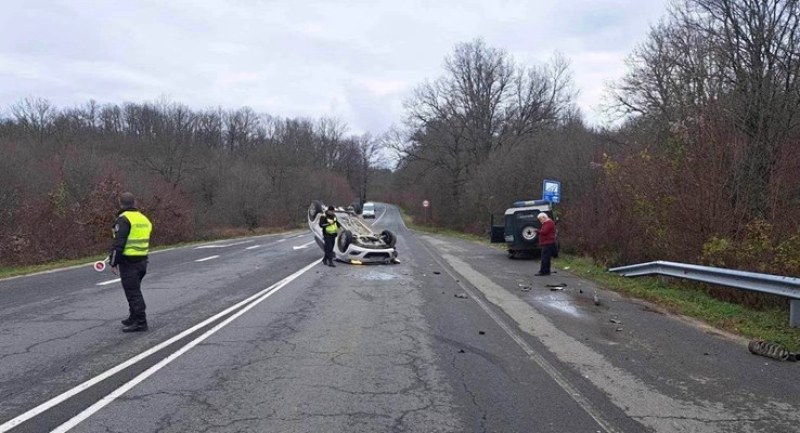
[0,0,668,134]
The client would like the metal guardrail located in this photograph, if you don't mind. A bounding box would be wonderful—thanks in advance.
[608,261,800,328]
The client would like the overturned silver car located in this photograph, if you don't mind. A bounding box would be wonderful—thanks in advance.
[308,201,399,264]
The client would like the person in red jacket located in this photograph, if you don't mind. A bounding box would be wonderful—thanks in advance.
[535,212,556,276]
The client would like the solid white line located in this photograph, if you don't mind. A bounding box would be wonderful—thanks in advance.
[0,260,320,433]
[245,245,261,250]
[194,255,219,262]
[96,279,120,286]
[372,206,388,225]
[50,259,320,433]
[417,241,619,433]
[398,207,409,230]
[51,260,319,433]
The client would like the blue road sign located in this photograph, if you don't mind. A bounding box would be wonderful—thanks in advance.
[542,179,561,203]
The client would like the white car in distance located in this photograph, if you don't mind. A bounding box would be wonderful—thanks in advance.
[362,202,376,218]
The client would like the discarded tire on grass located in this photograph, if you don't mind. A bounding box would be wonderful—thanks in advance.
[748,339,798,362]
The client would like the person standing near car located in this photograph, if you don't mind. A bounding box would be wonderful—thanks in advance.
[319,206,339,267]
[109,192,152,332]
[535,212,556,276]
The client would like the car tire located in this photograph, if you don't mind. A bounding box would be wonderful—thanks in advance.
[338,230,353,253]
[308,201,324,221]
[520,225,538,242]
[380,230,396,248]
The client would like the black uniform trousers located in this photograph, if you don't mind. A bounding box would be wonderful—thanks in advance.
[539,244,556,274]
[323,235,336,263]
[120,259,148,322]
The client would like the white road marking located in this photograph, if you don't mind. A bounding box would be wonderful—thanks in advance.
[399,207,409,229]
[372,206,388,225]
[0,260,321,433]
[194,255,219,262]
[50,259,320,433]
[417,239,620,433]
[245,245,261,250]
[292,241,315,250]
[194,240,253,249]
[277,239,286,243]
[96,279,121,286]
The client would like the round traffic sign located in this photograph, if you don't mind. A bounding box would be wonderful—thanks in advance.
[422,200,430,208]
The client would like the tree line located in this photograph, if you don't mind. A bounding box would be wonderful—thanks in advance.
[389,0,800,291]
[0,98,382,266]
[4,0,799,294]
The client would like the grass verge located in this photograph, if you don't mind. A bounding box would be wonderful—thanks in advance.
[557,255,800,352]
[399,209,800,352]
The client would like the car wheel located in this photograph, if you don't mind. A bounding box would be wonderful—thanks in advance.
[338,230,353,253]
[521,225,538,242]
[380,230,396,248]
[308,201,324,221]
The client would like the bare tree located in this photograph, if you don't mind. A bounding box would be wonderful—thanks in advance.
[399,39,576,226]
[688,0,800,214]
[10,97,55,144]
[611,0,800,215]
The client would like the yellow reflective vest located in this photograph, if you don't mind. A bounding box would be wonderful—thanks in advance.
[121,210,152,256]
[324,218,338,235]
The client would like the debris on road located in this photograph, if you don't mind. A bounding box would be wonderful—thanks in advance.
[615,327,624,332]
[610,319,621,324]
[549,286,564,291]
[458,349,466,353]
[454,293,468,299]
[593,291,601,306]
[433,271,441,275]
[478,331,485,335]
[748,339,798,362]
[520,285,532,292]
[546,283,567,287]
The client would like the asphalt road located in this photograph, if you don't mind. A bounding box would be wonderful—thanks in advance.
[0,204,798,432]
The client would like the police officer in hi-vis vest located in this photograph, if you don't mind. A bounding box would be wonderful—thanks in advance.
[319,206,339,267]
[109,192,153,332]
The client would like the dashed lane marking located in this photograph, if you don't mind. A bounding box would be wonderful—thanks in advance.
[0,260,321,433]
[96,279,120,286]
[194,255,219,262]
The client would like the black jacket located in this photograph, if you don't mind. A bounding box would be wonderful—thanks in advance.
[109,207,147,266]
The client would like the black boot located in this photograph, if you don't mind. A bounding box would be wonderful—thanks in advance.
[121,316,135,326]
[122,320,148,332]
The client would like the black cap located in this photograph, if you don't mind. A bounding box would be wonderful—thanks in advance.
[119,192,135,208]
